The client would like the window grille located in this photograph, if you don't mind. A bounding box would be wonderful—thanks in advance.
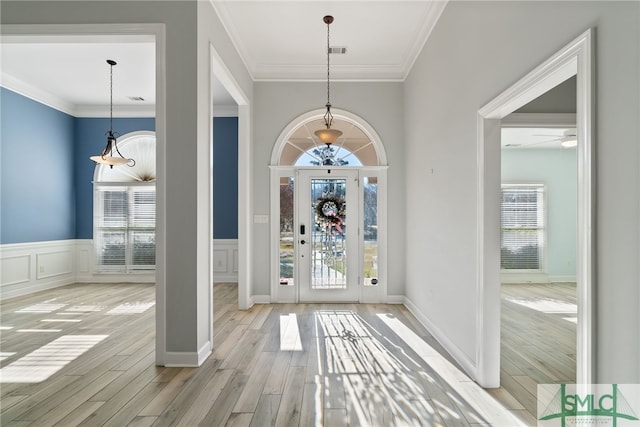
[94,184,155,272]
[501,184,545,271]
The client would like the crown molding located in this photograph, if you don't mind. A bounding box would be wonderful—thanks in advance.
[2,72,75,116]
[402,0,449,80]
[74,105,155,118]
[252,64,406,82]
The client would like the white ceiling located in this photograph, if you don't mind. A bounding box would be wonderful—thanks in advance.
[212,0,446,81]
[0,1,445,116]
[1,35,157,117]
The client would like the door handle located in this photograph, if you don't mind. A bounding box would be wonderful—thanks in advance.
[300,224,305,235]
[300,240,306,245]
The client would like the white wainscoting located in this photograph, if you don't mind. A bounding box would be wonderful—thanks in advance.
[212,239,239,283]
[74,240,155,284]
[1,239,238,300]
[1,240,75,300]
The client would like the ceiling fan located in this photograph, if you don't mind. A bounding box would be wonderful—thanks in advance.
[532,128,578,148]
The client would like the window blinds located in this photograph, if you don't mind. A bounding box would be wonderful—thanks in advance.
[500,185,545,270]
[95,185,156,272]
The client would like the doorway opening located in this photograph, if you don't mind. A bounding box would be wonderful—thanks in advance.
[500,103,578,414]
[476,29,594,388]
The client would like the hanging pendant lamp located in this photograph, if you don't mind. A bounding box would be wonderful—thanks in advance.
[314,15,343,146]
[89,59,135,168]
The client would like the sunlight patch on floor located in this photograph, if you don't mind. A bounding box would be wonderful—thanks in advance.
[0,335,107,383]
[279,313,303,351]
[40,318,81,323]
[506,297,577,314]
[16,301,66,313]
[0,352,16,361]
[315,310,463,425]
[64,304,104,313]
[377,313,527,426]
[106,301,154,315]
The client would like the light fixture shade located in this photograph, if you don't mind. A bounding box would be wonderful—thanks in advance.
[314,128,343,145]
[89,155,131,166]
[561,138,577,148]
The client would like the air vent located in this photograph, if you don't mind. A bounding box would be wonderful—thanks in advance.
[329,46,347,54]
[129,96,145,102]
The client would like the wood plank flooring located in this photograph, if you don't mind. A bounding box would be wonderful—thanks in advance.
[497,282,577,422]
[1,282,574,426]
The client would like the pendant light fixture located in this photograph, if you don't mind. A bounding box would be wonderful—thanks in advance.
[89,59,135,168]
[314,15,343,146]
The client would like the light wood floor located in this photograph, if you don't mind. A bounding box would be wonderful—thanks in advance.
[0,282,573,426]
[500,282,577,420]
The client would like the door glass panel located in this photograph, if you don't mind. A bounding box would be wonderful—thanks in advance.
[279,176,295,286]
[311,178,347,289]
[363,176,379,286]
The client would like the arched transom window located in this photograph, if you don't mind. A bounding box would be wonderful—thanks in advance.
[279,118,380,167]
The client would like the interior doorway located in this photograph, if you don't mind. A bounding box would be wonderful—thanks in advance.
[476,29,594,388]
[499,97,578,414]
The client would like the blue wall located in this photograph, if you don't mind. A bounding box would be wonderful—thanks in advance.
[213,117,238,239]
[74,117,155,239]
[1,88,75,244]
[1,88,239,244]
[502,148,577,278]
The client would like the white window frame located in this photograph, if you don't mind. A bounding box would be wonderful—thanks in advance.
[93,182,156,273]
[500,183,546,272]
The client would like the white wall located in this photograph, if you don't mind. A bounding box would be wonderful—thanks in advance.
[502,148,577,282]
[404,1,639,382]
[252,81,405,299]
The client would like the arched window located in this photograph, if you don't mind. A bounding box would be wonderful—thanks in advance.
[93,131,155,273]
[279,117,381,167]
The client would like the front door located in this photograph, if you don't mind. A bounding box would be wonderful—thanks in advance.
[297,169,359,302]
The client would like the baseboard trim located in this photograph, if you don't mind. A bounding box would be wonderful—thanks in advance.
[386,295,405,304]
[251,295,271,305]
[403,296,477,381]
[163,341,211,367]
[501,272,549,284]
[548,275,577,283]
[0,277,73,300]
[75,273,155,284]
[213,275,239,283]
